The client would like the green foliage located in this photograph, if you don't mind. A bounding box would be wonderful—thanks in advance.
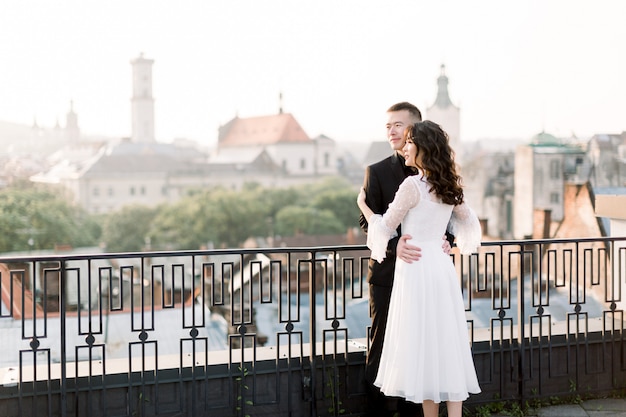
[235,365,252,417]
[1,179,360,252]
[131,391,150,416]
[310,188,360,230]
[470,400,527,417]
[148,193,213,250]
[101,205,157,252]
[472,404,492,417]
[275,206,344,236]
[152,181,359,247]
[207,188,271,248]
[151,179,358,247]
[324,370,346,416]
[528,388,543,409]
[255,187,300,221]
[506,401,525,417]
[0,184,100,252]
[149,187,277,250]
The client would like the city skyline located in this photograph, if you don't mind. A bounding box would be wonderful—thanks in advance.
[1,0,625,146]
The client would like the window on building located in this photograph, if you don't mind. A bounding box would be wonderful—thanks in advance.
[300,159,306,170]
[549,159,560,179]
[141,186,146,195]
[324,152,330,167]
[93,187,99,197]
[550,192,560,203]
[108,188,114,197]
[282,160,287,171]
[130,186,135,196]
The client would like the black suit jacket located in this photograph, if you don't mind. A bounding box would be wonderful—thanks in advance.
[359,152,407,287]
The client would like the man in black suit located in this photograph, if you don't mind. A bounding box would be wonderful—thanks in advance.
[359,102,450,417]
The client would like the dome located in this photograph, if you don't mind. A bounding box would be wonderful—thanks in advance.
[530,131,560,146]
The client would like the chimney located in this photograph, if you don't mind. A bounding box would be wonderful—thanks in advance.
[542,209,552,238]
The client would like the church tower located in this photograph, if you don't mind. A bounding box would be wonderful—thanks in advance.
[130,53,156,143]
[426,64,461,160]
[65,100,80,142]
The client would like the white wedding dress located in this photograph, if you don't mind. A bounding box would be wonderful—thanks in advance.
[366,173,482,404]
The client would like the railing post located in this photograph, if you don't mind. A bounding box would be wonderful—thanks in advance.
[59,259,67,417]
[517,244,527,408]
[309,252,317,417]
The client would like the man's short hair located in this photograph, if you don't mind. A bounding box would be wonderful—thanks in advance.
[387,102,422,122]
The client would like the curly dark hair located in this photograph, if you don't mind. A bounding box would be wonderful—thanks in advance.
[404,120,464,206]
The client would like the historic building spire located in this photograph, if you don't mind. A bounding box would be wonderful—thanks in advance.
[433,64,453,108]
[65,100,80,142]
[130,53,156,143]
[427,64,461,161]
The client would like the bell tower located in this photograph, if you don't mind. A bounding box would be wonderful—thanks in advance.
[65,100,80,142]
[130,53,156,143]
[426,64,461,160]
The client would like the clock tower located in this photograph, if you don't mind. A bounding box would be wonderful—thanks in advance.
[130,53,156,143]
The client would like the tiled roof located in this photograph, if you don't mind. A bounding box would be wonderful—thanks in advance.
[79,142,202,176]
[0,263,42,319]
[82,152,188,175]
[218,113,310,146]
[209,146,266,163]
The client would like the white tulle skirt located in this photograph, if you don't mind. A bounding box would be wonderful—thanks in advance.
[373,241,481,403]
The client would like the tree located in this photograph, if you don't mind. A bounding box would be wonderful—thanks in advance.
[0,185,100,252]
[149,187,272,250]
[203,188,271,248]
[101,205,156,253]
[310,188,359,231]
[275,206,344,236]
[148,194,213,250]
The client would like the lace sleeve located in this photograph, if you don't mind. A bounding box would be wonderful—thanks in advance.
[449,203,482,254]
[367,178,420,263]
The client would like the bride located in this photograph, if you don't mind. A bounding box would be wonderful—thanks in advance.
[357,120,481,417]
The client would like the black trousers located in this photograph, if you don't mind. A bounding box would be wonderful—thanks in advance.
[366,284,423,417]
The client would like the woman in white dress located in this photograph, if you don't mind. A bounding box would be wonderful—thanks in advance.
[357,120,481,417]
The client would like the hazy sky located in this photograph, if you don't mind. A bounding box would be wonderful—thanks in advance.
[1,0,625,146]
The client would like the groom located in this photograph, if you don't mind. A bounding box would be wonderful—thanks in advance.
[359,101,423,417]
[359,102,452,417]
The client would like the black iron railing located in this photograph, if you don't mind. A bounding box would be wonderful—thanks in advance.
[0,237,624,416]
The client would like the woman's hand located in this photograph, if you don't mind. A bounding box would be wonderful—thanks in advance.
[357,187,366,206]
[442,235,452,255]
[357,188,374,221]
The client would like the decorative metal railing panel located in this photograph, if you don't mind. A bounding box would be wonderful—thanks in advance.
[0,237,624,416]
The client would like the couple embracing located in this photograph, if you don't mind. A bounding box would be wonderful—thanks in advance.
[358,102,481,417]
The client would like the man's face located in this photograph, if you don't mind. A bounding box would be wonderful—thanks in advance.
[386,110,413,151]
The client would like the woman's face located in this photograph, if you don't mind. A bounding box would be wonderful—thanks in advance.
[402,136,422,168]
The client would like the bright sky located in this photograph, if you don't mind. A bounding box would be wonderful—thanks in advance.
[1,0,625,146]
